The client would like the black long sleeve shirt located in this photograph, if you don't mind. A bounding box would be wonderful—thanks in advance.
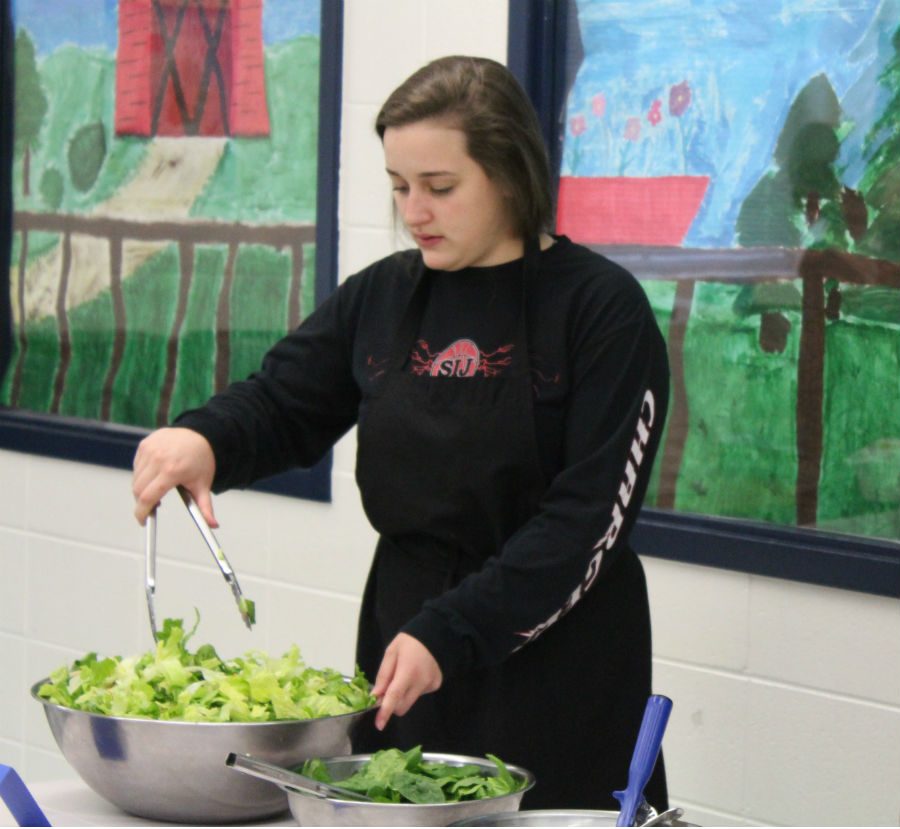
[176,235,670,677]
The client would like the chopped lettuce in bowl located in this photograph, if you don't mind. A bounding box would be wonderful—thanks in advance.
[37,615,375,722]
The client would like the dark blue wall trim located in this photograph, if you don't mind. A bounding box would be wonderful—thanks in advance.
[314,0,343,312]
[633,509,900,599]
[0,0,342,505]
[0,0,12,388]
[507,0,579,204]
[507,0,899,599]
[0,409,332,502]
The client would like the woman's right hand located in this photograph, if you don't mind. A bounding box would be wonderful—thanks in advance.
[132,427,217,526]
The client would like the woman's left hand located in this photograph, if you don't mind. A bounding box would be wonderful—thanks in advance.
[372,633,443,731]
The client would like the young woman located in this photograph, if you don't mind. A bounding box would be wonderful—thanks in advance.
[132,55,670,811]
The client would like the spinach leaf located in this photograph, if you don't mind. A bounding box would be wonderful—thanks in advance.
[300,746,524,803]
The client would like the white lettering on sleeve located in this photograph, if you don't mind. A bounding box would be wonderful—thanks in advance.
[515,389,658,646]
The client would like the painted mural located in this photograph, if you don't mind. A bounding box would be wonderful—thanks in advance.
[560,0,900,541]
[4,0,322,429]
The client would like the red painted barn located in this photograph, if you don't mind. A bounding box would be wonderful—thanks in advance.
[115,0,270,137]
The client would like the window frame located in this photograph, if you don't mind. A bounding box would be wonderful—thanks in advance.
[508,0,899,599]
[0,0,344,503]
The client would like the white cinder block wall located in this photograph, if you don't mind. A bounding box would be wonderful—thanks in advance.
[1,1,898,826]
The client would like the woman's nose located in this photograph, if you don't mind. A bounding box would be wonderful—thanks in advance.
[401,190,431,226]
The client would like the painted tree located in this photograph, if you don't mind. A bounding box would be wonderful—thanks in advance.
[13,28,47,197]
[858,24,900,263]
[68,122,107,192]
[737,73,860,250]
[39,167,63,210]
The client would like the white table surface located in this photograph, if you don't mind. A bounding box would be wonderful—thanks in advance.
[0,779,296,828]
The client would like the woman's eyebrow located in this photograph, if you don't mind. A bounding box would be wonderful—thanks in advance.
[385,168,456,178]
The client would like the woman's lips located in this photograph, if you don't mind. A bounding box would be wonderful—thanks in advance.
[415,234,443,248]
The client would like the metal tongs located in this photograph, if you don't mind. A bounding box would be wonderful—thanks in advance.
[144,487,255,640]
[145,507,159,639]
[226,753,374,803]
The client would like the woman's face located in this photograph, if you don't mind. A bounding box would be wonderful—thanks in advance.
[382,120,522,271]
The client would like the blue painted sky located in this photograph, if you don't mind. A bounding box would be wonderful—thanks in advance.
[564,0,900,246]
[12,0,320,54]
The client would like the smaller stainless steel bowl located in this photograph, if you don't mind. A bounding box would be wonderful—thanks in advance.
[450,805,689,828]
[284,752,535,826]
[32,679,375,824]
[451,809,626,826]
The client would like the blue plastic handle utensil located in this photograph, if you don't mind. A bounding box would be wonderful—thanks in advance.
[613,694,673,827]
[0,765,51,827]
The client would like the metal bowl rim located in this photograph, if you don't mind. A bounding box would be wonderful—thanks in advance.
[455,809,627,818]
[31,677,377,727]
[287,750,536,806]
[448,808,660,827]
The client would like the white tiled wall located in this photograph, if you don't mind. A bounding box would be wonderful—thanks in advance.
[645,558,900,826]
[2,1,899,826]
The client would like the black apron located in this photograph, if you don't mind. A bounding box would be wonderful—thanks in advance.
[352,241,668,811]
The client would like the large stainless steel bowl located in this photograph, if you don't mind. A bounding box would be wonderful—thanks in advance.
[32,679,376,824]
[282,752,535,826]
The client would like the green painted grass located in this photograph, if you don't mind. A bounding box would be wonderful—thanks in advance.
[59,288,115,420]
[109,246,180,427]
[168,246,227,418]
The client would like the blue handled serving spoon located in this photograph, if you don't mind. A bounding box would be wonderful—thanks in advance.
[0,765,51,827]
[613,694,673,827]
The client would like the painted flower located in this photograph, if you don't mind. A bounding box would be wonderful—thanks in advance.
[624,116,641,142]
[564,79,699,176]
[570,114,587,137]
[669,80,691,117]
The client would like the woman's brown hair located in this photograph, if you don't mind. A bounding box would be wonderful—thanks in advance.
[375,55,553,240]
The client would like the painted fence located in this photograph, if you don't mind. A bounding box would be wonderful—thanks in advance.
[10,211,315,426]
[606,245,900,531]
